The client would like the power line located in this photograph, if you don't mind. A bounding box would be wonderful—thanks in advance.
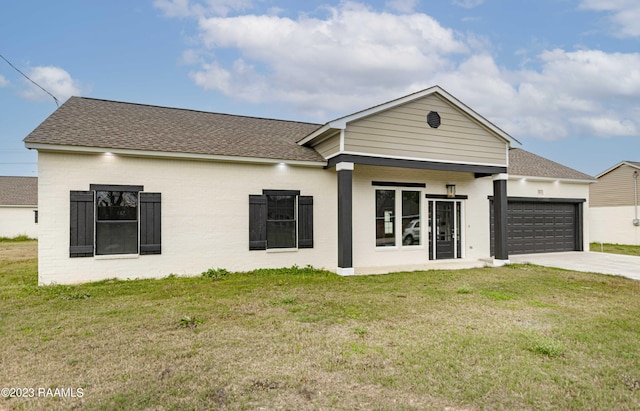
[0,52,60,107]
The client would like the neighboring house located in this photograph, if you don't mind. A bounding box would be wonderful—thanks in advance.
[590,161,640,245]
[24,86,593,285]
[0,176,38,239]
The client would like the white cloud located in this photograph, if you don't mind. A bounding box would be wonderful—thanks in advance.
[154,0,192,17]
[190,61,236,95]
[534,49,640,99]
[452,0,485,8]
[159,1,640,141]
[154,0,253,18]
[20,66,82,103]
[386,0,419,13]
[435,49,640,140]
[0,74,8,87]
[579,0,640,38]
[570,116,636,138]
[190,2,468,115]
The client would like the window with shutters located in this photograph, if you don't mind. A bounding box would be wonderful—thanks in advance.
[266,194,296,249]
[96,190,138,255]
[69,184,161,257]
[249,190,313,250]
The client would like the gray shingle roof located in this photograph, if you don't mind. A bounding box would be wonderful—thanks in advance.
[23,97,592,181]
[0,176,37,206]
[24,97,325,162]
[509,148,595,181]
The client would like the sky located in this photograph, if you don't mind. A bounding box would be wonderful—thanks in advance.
[1,0,639,177]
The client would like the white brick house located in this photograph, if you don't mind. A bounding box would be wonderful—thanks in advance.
[24,86,594,284]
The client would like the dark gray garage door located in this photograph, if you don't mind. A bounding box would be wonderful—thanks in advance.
[491,198,584,255]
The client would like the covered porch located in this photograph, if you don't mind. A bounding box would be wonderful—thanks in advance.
[330,155,509,275]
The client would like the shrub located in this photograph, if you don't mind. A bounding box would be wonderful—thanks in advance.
[456,285,473,294]
[201,268,229,281]
[527,336,566,358]
[0,235,35,242]
[177,315,203,329]
[249,265,320,276]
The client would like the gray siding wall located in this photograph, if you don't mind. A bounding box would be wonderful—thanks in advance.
[591,165,640,207]
[343,94,507,166]
[313,132,341,159]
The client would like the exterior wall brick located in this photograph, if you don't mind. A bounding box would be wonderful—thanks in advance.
[0,207,38,238]
[36,152,592,284]
[37,152,337,284]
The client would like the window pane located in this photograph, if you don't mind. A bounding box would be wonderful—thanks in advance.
[96,190,139,255]
[267,221,296,248]
[97,191,138,221]
[402,191,420,246]
[437,202,453,241]
[96,222,138,255]
[376,190,395,246]
[266,194,296,248]
[267,195,295,220]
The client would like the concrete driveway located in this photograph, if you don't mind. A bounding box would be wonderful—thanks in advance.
[510,252,640,281]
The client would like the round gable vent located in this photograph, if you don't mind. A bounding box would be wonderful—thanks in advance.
[427,111,441,128]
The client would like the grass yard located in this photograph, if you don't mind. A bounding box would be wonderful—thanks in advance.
[1,241,640,410]
[590,242,640,256]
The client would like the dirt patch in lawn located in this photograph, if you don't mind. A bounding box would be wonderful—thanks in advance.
[0,240,36,261]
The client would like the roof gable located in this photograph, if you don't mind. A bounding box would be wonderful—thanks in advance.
[298,85,519,146]
[595,161,640,179]
[341,93,511,166]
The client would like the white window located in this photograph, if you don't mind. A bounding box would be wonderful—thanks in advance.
[375,187,422,248]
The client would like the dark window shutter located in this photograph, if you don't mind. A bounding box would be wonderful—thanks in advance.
[140,192,161,255]
[70,191,94,257]
[249,194,267,250]
[298,196,314,248]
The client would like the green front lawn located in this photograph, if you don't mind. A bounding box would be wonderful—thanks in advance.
[590,242,640,256]
[1,241,639,410]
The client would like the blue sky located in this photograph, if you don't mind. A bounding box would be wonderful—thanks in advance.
[1,0,639,177]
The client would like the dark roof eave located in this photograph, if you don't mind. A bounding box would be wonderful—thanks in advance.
[24,142,327,166]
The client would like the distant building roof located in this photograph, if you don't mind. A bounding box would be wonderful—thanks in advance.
[508,148,595,181]
[595,161,640,178]
[0,176,37,206]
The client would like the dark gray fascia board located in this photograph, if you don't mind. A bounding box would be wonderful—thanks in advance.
[327,154,507,175]
[425,194,469,200]
[371,181,426,188]
[90,184,144,192]
[487,196,586,203]
[262,189,301,196]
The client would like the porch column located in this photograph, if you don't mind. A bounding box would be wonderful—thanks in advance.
[337,162,354,276]
[493,173,509,265]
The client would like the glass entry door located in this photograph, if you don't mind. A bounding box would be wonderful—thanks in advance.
[428,200,463,260]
